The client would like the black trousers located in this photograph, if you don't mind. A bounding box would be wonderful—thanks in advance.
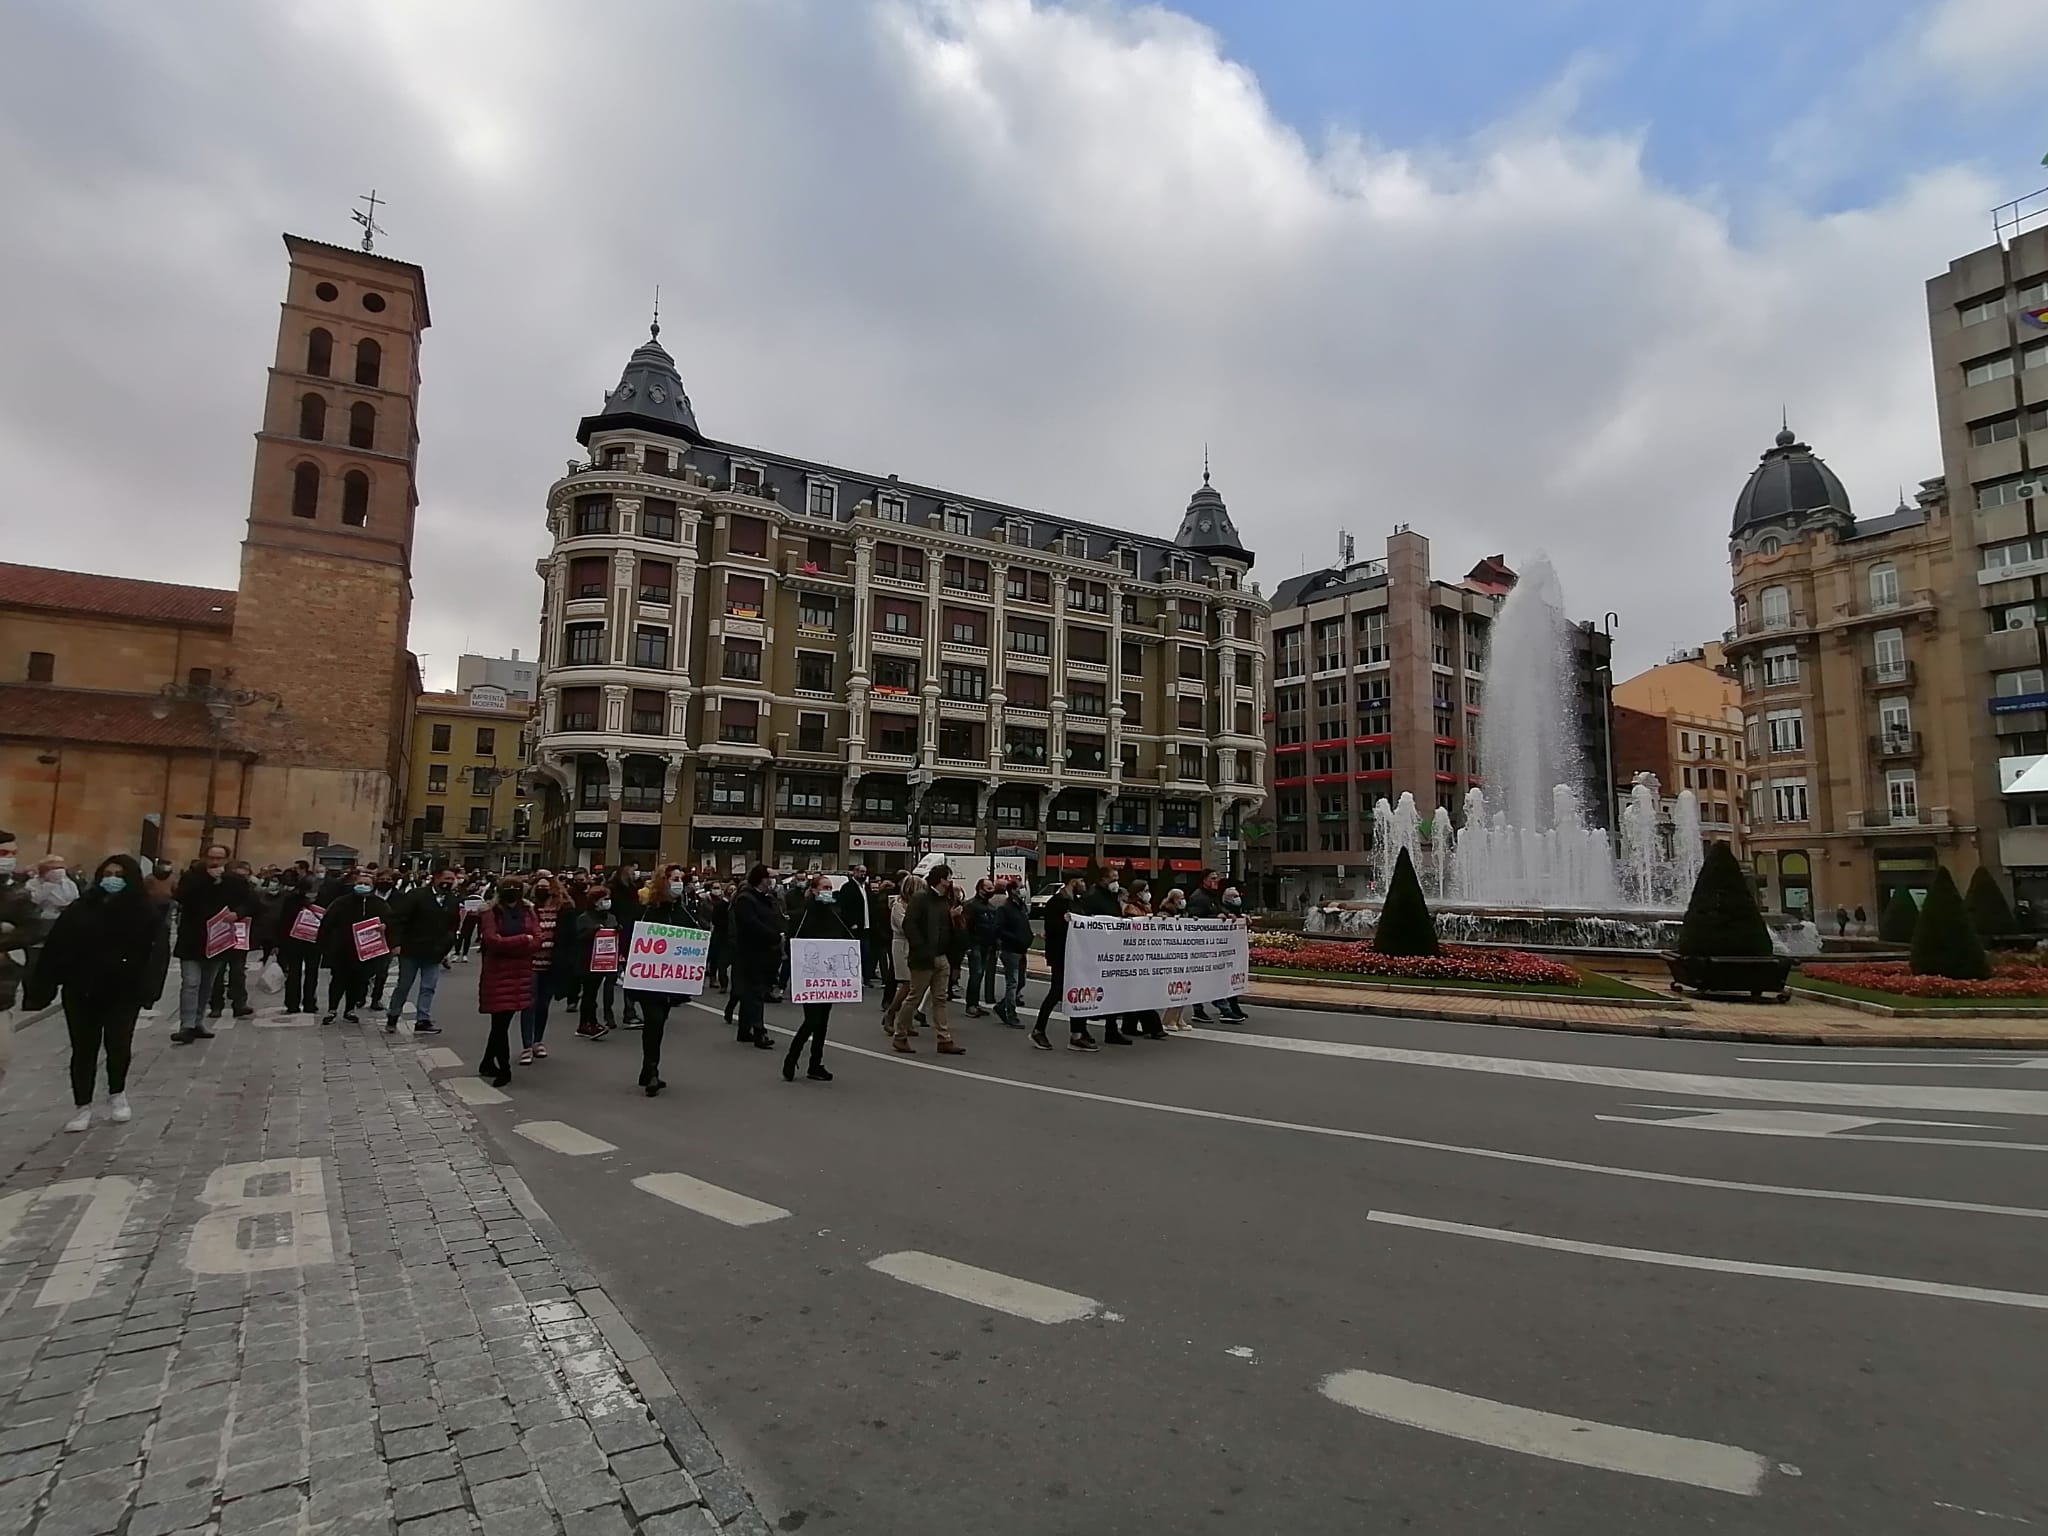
[858,933,878,983]
[326,961,368,1014]
[1036,961,1088,1036]
[282,943,320,1012]
[579,973,617,1028]
[786,1002,830,1068]
[639,998,671,1083]
[734,961,772,1038]
[64,995,139,1106]
[482,1011,516,1078]
[208,950,250,1013]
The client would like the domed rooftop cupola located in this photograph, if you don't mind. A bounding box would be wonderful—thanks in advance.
[577,315,701,447]
[1730,420,1851,539]
[1173,452,1252,565]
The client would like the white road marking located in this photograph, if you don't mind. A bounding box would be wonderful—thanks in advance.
[1318,1368,1770,1496]
[416,1047,464,1070]
[1369,1210,2048,1310]
[867,1250,1100,1324]
[1739,1056,2048,1070]
[513,1120,617,1157]
[445,1078,510,1106]
[38,1177,141,1307]
[794,1033,2048,1221]
[632,1173,791,1227]
[185,1158,334,1276]
[1184,1027,2048,1117]
[1600,1105,2048,1152]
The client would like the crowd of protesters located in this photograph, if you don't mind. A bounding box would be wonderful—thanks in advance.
[3,846,1252,1130]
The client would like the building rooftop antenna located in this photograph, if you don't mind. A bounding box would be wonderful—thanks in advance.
[351,189,385,254]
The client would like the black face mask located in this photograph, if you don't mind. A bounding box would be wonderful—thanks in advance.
[499,887,525,904]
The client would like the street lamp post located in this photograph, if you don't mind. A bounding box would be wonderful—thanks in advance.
[150,674,282,849]
[1601,612,1620,843]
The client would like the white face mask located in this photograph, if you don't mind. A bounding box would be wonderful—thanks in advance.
[668,880,687,896]
[990,892,1008,905]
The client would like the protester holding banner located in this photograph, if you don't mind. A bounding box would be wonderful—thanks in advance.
[572,887,624,1039]
[781,891,856,1082]
[729,865,784,1051]
[276,874,325,1016]
[205,859,263,1021]
[623,878,709,1095]
[25,854,167,1130]
[476,881,537,1087]
[1075,870,1129,1045]
[383,867,461,1036]
[1032,879,1097,1052]
[1155,888,1193,1032]
[317,874,391,1025]
[1059,909,1251,1035]
[170,844,252,1045]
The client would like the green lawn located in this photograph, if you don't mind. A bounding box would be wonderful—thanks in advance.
[1250,964,1662,1001]
[1792,975,2048,1012]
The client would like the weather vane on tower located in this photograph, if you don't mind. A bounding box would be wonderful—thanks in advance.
[352,190,385,254]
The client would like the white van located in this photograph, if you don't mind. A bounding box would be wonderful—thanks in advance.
[908,853,1026,888]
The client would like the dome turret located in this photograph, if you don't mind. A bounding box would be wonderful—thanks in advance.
[577,318,701,446]
[1731,421,1850,537]
[1173,454,1252,565]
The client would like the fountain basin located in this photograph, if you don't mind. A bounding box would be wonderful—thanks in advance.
[1306,903,1820,955]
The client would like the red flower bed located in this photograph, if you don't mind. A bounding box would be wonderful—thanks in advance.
[1802,962,2048,1000]
[1250,939,1580,987]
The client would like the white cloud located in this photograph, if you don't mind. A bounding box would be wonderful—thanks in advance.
[1915,0,2039,93]
[0,0,1995,677]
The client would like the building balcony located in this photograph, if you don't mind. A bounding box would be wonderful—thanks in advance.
[1005,704,1049,722]
[1870,731,1921,761]
[862,750,917,768]
[1845,806,1954,833]
[935,755,989,774]
[1863,661,1913,689]
[1066,658,1109,678]
[870,632,924,656]
[794,623,840,642]
[871,572,926,595]
[782,555,851,589]
[940,641,991,663]
[1724,612,1814,649]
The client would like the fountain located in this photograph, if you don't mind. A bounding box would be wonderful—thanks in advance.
[1311,552,1767,953]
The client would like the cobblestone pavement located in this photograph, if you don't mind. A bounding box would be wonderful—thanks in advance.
[0,1007,768,1536]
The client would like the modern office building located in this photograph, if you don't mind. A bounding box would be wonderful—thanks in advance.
[1925,211,2048,914]
[455,652,539,701]
[1723,419,1980,917]
[526,323,1269,877]
[1253,531,1611,905]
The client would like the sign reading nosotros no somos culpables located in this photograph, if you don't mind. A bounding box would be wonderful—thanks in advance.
[622,922,711,995]
[1062,917,1250,1015]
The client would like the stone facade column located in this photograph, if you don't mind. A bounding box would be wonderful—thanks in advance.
[610,548,636,666]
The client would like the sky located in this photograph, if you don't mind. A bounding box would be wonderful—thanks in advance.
[1,0,2041,682]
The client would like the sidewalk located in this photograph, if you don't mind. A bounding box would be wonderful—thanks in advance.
[0,1005,768,1536]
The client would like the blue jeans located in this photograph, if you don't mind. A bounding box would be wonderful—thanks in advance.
[178,957,225,1033]
[996,949,1024,1023]
[521,981,553,1049]
[387,957,443,1026]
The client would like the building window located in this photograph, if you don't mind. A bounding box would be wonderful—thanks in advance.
[426,765,448,793]
[1964,353,2015,387]
[340,471,369,527]
[466,806,490,835]
[1068,579,1108,614]
[1978,475,2033,510]
[348,402,375,450]
[1995,667,2046,698]
[1770,779,1809,823]
[423,805,445,834]
[1068,626,1109,666]
[187,667,212,688]
[718,700,760,744]
[634,626,671,669]
[874,656,919,693]
[642,499,678,540]
[562,623,604,665]
[945,608,985,646]
[1872,629,1907,682]
[1178,599,1203,632]
[729,516,769,557]
[1972,413,2022,446]
[1761,645,1799,688]
[1007,620,1049,656]
[725,575,765,618]
[298,393,326,441]
[630,691,665,735]
[1758,586,1791,628]
[1868,564,1899,610]
[1120,691,1143,728]
[559,688,600,732]
[796,713,828,754]
[291,462,319,519]
[941,665,985,702]
[1069,683,1106,717]
[878,494,907,524]
[1066,735,1106,772]
[1006,671,1046,709]
[798,596,837,632]
[430,723,451,752]
[573,496,612,535]
[569,556,608,599]
[1122,641,1144,677]
[1765,710,1804,754]
[937,720,982,761]
[305,328,333,377]
[722,640,762,681]
[874,716,918,754]
[1064,533,1088,559]
[355,338,381,388]
[1354,611,1387,664]
[944,507,971,536]
[1178,746,1204,782]
[808,482,837,519]
[473,727,495,756]
[1006,726,1048,766]
[796,652,833,692]
[1178,646,1204,681]
[1878,696,1912,747]
[1885,770,1918,824]
[637,560,673,604]
[1170,556,1193,582]
[1178,696,1205,731]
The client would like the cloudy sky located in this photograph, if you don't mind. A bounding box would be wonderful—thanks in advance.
[2,0,2038,681]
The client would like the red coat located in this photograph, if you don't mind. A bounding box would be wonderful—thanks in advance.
[478,903,538,1013]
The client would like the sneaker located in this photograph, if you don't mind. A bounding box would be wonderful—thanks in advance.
[64,1107,92,1133]
[965,1006,987,1019]
[534,1045,549,1059]
[170,1030,196,1045]
[806,1064,833,1082]
[518,1049,534,1066]
[107,1094,132,1124]
[385,1018,399,1033]
[343,1012,362,1025]
[1192,1007,1212,1022]
[414,1023,441,1035]
[1068,1035,1099,1052]
[233,1009,256,1019]
[1030,1031,1052,1051]
[319,1014,336,1027]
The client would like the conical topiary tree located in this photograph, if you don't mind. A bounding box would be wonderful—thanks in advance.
[1676,841,1772,957]
[1966,866,2017,941]
[1910,867,1991,980]
[1373,846,1440,957]
[1878,887,1920,945]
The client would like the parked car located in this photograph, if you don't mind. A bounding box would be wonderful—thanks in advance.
[1028,880,1064,917]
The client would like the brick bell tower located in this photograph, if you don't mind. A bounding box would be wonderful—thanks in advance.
[228,233,430,866]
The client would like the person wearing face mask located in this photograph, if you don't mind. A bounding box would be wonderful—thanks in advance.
[317,872,390,1025]
[364,872,400,1011]
[625,871,698,1093]
[477,881,537,1087]
[1074,869,1130,1046]
[572,885,623,1039]
[275,875,324,1015]
[1211,887,1251,1024]
[169,844,252,1045]
[382,867,461,1035]
[987,880,1033,1029]
[514,873,570,1064]
[729,865,785,1049]
[207,860,262,1022]
[887,866,966,1055]
[25,855,166,1132]
[1032,878,1097,1051]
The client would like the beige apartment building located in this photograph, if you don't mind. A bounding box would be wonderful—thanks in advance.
[1926,213,2048,917]
[1611,645,1747,857]
[527,325,1269,878]
[1724,420,1979,918]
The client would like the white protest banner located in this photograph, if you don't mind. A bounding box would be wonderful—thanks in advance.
[231,919,252,952]
[623,922,709,995]
[789,939,862,1005]
[1062,917,1250,1015]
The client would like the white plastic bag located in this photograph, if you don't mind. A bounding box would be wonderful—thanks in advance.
[256,957,285,995]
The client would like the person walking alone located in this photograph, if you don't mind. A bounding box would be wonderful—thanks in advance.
[476,881,536,1087]
[383,867,460,1035]
[25,855,167,1130]
[729,865,783,1050]
[887,866,965,1055]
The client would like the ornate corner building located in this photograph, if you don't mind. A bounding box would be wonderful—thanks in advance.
[527,324,1269,877]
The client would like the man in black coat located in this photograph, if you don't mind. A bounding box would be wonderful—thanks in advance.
[835,866,878,984]
[171,845,254,1044]
[729,865,784,1048]
[1073,871,1129,1044]
[383,867,461,1035]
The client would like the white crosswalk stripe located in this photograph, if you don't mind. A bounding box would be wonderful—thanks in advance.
[633,1173,790,1227]
[513,1120,616,1156]
[868,1251,1100,1324]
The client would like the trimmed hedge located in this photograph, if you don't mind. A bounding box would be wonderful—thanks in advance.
[1909,867,1991,980]
[1373,847,1440,957]
[1966,866,2018,939]
[1878,887,1919,944]
[1676,841,1771,958]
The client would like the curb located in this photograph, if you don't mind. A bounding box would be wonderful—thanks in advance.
[1249,973,1684,1010]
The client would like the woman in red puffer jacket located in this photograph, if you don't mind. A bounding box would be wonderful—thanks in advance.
[477,880,537,1087]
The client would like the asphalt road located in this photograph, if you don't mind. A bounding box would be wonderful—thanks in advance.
[413,973,2048,1535]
